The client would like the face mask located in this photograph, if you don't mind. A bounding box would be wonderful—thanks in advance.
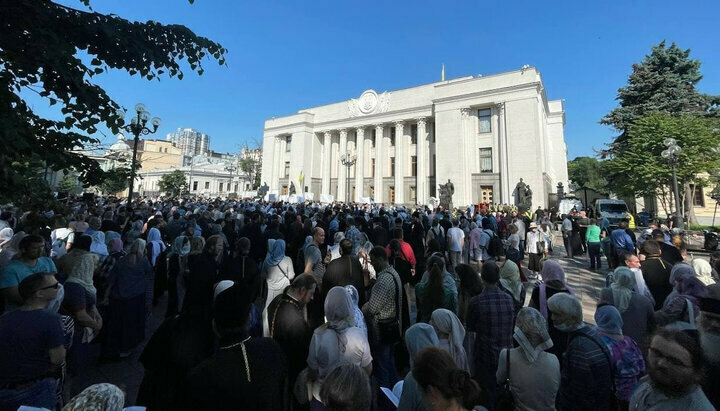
[553,323,573,332]
[700,330,720,364]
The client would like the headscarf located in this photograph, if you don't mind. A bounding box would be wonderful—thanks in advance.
[65,247,98,296]
[692,259,716,286]
[189,236,205,255]
[214,280,235,301]
[611,267,635,313]
[126,239,147,267]
[62,383,124,411]
[669,263,695,285]
[146,227,166,266]
[108,238,124,254]
[404,323,439,366]
[514,307,553,363]
[0,227,13,247]
[430,309,469,371]
[168,235,190,258]
[345,285,367,336]
[538,260,574,319]
[104,231,121,246]
[323,286,355,332]
[89,231,108,256]
[499,260,523,302]
[302,235,313,253]
[676,275,709,301]
[595,305,624,335]
[264,239,286,268]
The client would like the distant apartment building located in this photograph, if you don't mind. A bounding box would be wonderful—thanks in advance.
[129,139,183,171]
[166,127,210,159]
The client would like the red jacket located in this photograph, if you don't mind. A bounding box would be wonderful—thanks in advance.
[386,240,416,268]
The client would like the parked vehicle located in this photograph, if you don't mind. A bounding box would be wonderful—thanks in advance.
[594,199,629,227]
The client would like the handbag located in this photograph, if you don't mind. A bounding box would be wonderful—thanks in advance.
[376,272,402,344]
[495,349,515,411]
[536,240,546,254]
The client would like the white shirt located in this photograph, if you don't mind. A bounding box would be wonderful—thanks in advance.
[447,227,465,252]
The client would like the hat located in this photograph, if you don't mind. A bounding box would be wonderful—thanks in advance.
[0,228,13,247]
[529,222,538,229]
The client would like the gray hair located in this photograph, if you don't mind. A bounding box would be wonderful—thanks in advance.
[547,293,582,326]
[516,307,551,346]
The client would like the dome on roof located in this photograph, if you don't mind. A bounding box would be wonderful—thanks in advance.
[109,133,131,152]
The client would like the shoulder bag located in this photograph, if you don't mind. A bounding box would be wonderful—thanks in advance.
[495,349,515,411]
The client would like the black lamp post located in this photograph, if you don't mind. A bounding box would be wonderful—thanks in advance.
[118,103,161,203]
[340,151,357,203]
[661,138,683,230]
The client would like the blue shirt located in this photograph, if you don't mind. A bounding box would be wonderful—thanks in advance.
[0,309,64,384]
[0,257,57,311]
[611,229,635,253]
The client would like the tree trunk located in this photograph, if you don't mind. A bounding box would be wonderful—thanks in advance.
[685,182,698,226]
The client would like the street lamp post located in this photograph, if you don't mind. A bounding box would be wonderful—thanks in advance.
[118,104,161,204]
[661,138,683,230]
[340,151,357,204]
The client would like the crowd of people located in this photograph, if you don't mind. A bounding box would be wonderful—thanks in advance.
[0,196,719,411]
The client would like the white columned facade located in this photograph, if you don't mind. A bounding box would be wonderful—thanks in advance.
[460,108,472,204]
[337,129,348,202]
[496,103,509,203]
[416,117,427,204]
[322,131,331,195]
[374,124,384,203]
[355,127,365,201]
[394,121,405,204]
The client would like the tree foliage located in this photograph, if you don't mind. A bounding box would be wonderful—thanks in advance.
[567,156,609,194]
[158,170,188,197]
[605,113,720,206]
[98,167,131,195]
[0,0,226,204]
[601,41,719,155]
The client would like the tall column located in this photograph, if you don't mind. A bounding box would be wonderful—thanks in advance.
[322,131,331,195]
[355,127,365,201]
[394,121,405,204]
[496,103,509,203]
[374,124,384,203]
[271,136,281,190]
[460,108,472,205]
[337,129,348,202]
[416,118,427,204]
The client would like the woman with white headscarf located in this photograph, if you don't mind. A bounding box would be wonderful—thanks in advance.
[600,267,656,354]
[145,227,166,268]
[261,239,295,337]
[307,286,372,408]
[89,231,109,258]
[692,258,716,286]
[430,309,469,372]
[496,307,560,411]
[499,260,526,314]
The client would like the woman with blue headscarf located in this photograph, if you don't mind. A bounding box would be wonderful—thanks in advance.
[166,235,190,318]
[307,286,372,408]
[261,239,295,336]
[398,323,440,411]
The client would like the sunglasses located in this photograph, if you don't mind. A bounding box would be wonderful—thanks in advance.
[35,282,60,292]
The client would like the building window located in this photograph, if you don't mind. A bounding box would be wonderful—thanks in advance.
[285,136,292,152]
[411,156,417,177]
[371,129,376,148]
[282,185,288,195]
[479,148,492,172]
[370,158,375,178]
[410,186,416,203]
[390,157,395,177]
[390,127,395,146]
[478,108,492,133]
[284,162,290,178]
[690,184,705,207]
[411,124,418,145]
[204,181,210,190]
[220,183,224,192]
[235,183,239,192]
[193,181,198,191]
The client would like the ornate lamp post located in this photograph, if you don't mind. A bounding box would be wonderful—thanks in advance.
[340,151,357,204]
[225,164,238,194]
[661,138,683,230]
[117,104,161,203]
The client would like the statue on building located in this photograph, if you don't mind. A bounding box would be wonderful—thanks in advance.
[525,185,533,210]
[438,179,455,210]
[289,182,296,195]
[258,182,269,199]
[515,178,527,207]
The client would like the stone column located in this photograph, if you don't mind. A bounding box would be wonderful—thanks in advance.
[460,108,472,205]
[355,127,365,201]
[271,136,281,190]
[416,118,427,204]
[337,129,348,202]
[394,121,405,204]
[496,103,509,203]
[322,131,331,195]
[374,124,384,203]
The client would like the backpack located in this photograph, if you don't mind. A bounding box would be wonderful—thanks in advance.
[487,230,505,257]
[431,226,446,251]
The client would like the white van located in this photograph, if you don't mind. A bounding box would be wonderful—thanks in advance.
[594,199,629,226]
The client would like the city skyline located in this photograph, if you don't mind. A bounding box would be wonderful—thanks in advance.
[31,0,720,160]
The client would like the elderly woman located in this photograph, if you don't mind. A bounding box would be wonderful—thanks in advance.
[261,239,295,336]
[328,232,345,262]
[398,323,440,411]
[599,267,656,353]
[307,286,372,409]
[529,260,574,357]
[103,239,153,358]
[96,238,126,305]
[594,305,646,407]
[123,219,144,251]
[692,258,716,286]
[656,274,709,328]
[430,309,469,372]
[496,307,560,411]
[499,260,526,314]
[166,235,190,318]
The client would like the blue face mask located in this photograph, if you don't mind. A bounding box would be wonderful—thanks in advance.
[553,322,573,332]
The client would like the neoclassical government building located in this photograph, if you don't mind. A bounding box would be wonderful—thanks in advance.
[261,67,568,208]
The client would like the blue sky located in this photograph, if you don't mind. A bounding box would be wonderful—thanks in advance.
[47,0,720,159]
